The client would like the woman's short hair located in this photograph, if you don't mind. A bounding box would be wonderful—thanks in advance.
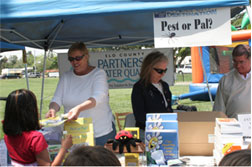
[63,145,121,166]
[3,89,40,136]
[218,149,251,166]
[232,44,251,59]
[140,51,168,87]
[68,42,88,56]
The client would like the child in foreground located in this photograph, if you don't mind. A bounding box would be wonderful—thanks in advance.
[63,145,121,166]
[3,89,73,166]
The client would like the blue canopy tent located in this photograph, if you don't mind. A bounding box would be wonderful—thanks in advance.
[0,0,250,49]
[0,41,25,52]
[0,0,250,116]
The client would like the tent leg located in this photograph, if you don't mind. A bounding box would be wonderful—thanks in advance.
[198,47,214,107]
[24,64,29,90]
[39,50,47,119]
[38,21,63,118]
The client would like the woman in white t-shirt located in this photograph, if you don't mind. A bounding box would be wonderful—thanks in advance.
[46,42,116,146]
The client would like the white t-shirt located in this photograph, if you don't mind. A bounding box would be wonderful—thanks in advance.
[51,67,113,138]
[152,82,168,107]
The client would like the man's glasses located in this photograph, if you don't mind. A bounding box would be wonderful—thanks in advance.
[154,68,167,74]
[232,60,246,66]
[68,55,85,62]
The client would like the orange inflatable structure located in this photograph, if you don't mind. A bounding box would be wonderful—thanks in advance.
[191,29,251,83]
[191,47,204,83]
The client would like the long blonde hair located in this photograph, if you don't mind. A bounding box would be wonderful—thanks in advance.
[140,51,168,87]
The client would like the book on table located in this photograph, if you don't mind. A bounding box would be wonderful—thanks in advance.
[216,118,240,127]
[145,129,179,165]
[145,113,179,165]
[213,117,244,164]
[215,118,242,134]
[215,117,243,145]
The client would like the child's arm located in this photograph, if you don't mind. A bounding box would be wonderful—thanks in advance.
[51,135,73,166]
[35,149,51,166]
[36,135,73,166]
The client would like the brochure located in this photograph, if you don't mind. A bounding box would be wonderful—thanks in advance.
[40,115,67,127]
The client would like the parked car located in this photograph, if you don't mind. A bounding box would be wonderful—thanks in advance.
[0,73,21,79]
[48,72,59,78]
[176,64,192,74]
[27,72,41,78]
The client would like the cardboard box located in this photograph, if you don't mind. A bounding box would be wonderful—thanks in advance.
[177,112,227,156]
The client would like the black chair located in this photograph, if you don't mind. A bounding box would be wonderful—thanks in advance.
[0,97,7,101]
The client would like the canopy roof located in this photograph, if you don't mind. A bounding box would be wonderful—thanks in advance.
[0,0,249,50]
[0,41,25,52]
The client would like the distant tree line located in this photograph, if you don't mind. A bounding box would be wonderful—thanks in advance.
[0,47,191,75]
[0,51,58,73]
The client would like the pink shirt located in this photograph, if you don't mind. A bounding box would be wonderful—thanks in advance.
[4,131,48,164]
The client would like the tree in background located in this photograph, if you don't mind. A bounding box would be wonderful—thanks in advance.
[173,47,191,72]
[47,52,58,70]
[0,57,8,73]
[0,55,23,69]
[26,51,35,67]
[175,48,191,66]
[0,51,59,74]
[9,55,18,66]
[32,54,58,73]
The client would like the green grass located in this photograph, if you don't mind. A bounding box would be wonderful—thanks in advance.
[175,73,192,82]
[0,77,212,139]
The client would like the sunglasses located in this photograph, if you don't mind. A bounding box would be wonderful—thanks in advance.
[68,55,85,62]
[154,68,167,74]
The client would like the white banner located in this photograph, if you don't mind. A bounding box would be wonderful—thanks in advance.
[154,7,231,48]
[58,48,174,89]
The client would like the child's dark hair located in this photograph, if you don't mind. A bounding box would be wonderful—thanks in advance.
[63,145,121,166]
[219,149,251,166]
[3,89,41,136]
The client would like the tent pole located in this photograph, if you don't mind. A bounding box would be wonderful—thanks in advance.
[1,28,44,49]
[198,47,214,107]
[22,49,30,90]
[39,21,64,118]
[24,64,29,90]
[39,50,47,119]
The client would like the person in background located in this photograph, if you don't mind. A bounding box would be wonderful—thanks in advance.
[218,149,251,166]
[213,44,251,118]
[63,145,121,166]
[3,89,73,166]
[131,51,173,141]
[46,42,116,146]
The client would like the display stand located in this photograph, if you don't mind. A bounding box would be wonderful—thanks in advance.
[104,142,145,153]
[104,142,145,166]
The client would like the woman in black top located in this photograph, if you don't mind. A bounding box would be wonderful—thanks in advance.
[131,51,173,141]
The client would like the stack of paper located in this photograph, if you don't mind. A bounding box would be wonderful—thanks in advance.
[213,118,243,164]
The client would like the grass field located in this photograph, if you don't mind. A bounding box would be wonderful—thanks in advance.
[0,74,212,139]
